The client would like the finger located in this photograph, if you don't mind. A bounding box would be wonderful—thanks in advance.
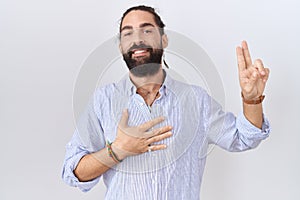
[242,41,253,67]
[145,144,167,153]
[139,116,165,131]
[146,131,172,144]
[262,68,270,83]
[146,125,173,137]
[248,66,259,82]
[254,59,266,76]
[236,46,246,72]
[118,109,129,128]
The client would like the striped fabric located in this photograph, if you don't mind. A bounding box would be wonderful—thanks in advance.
[62,72,270,200]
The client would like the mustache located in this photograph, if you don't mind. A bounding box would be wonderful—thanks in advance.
[127,44,153,56]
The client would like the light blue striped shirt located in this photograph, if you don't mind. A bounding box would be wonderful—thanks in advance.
[62,72,270,200]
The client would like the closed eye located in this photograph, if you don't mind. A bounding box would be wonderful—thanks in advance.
[123,31,133,37]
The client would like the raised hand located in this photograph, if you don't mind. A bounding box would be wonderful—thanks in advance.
[236,41,270,100]
[112,109,173,159]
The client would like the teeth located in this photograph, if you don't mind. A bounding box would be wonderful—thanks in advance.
[134,50,146,54]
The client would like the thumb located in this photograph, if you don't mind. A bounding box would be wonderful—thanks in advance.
[119,109,129,128]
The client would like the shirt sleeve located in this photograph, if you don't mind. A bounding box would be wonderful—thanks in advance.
[61,95,106,192]
[203,91,270,152]
[61,131,101,192]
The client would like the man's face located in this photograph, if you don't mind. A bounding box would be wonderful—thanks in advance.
[119,10,165,77]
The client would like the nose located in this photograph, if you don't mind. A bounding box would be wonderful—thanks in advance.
[132,29,145,44]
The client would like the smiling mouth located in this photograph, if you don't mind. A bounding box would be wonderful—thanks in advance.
[131,48,150,58]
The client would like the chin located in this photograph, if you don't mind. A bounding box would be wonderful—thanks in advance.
[130,63,161,77]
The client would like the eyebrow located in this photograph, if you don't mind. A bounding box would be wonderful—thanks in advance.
[120,23,155,32]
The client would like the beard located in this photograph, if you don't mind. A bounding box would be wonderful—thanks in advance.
[122,44,163,77]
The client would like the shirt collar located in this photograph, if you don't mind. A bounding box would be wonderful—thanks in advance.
[118,69,175,97]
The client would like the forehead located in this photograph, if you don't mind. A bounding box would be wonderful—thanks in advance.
[121,10,157,29]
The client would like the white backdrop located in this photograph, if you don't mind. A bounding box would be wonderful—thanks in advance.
[1,0,299,200]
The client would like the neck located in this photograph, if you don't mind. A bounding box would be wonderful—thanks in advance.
[129,67,165,92]
[130,67,165,106]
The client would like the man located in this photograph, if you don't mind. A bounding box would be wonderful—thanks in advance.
[62,5,270,199]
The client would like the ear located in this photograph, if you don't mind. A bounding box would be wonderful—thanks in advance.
[162,34,168,49]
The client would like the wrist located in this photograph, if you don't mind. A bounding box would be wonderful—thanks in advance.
[111,142,129,160]
[241,92,265,105]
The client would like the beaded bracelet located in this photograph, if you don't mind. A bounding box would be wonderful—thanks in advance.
[106,141,123,163]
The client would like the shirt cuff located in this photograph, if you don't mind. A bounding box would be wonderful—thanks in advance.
[62,149,100,192]
[236,112,271,140]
